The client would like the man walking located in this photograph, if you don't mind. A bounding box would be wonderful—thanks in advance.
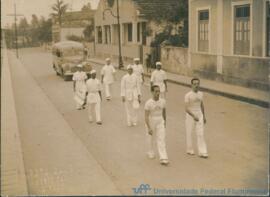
[101,58,116,100]
[185,77,208,158]
[150,62,167,99]
[131,58,144,86]
[145,85,169,165]
[121,65,141,126]
[86,70,102,125]
[73,64,87,110]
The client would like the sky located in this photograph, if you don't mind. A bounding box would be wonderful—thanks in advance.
[1,0,100,28]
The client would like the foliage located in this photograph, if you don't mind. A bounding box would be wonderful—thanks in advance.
[83,19,95,42]
[4,16,52,48]
[134,0,188,47]
[51,0,68,26]
[81,3,92,12]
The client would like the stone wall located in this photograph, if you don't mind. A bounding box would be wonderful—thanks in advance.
[160,46,189,75]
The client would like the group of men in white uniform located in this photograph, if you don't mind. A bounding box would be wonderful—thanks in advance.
[72,57,208,166]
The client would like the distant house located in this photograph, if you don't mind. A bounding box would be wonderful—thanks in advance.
[52,9,95,43]
[94,0,182,64]
[189,0,270,90]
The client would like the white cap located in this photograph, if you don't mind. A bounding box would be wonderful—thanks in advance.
[127,65,133,70]
[156,61,162,66]
[77,64,83,68]
[105,58,110,61]
[90,69,96,74]
[134,58,140,61]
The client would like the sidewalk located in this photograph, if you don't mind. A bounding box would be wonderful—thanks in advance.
[1,47,28,195]
[88,58,269,108]
[6,51,121,195]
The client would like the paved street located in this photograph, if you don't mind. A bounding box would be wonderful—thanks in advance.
[8,47,269,195]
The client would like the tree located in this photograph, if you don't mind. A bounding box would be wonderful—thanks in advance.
[81,3,92,12]
[38,17,52,43]
[51,0,68,26]
[30,14,41,45]
[18,17,29,46]
[83,19,95,42]
[134,0,188,47]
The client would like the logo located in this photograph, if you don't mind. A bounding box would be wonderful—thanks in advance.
[132,183,152,195]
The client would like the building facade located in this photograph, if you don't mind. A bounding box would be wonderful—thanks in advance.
[94,0,182,65]
[52,10,95,43]
[189,0,270,90]
[94,0,149,64]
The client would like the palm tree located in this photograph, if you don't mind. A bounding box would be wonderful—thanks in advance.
[51,0,68,27]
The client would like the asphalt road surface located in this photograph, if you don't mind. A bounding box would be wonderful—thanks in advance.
[9,47,269,195]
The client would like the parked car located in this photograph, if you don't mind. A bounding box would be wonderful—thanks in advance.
[52,41,92,81]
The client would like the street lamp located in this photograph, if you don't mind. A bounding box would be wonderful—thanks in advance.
[102,0,123,69]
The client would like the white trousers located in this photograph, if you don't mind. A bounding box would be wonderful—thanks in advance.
[104,83,113,98]
[146,117,168,160]
[185,112,207,155]
[125,100,138,125]
[88,102,101,122]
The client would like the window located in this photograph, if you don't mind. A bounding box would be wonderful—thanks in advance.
[97,26,102,44]
[137,23,141,42]
[105,25,111,44]
[198,10,209,52]
[267,1,270,56]
[234,5,250,55]
[127,23,133,42]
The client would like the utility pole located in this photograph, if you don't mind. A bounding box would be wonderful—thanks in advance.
[116,0,123,69]
[7,3,23,58]
[102,0,123,69]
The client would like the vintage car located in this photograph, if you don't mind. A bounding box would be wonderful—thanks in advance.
[52,41,91,80]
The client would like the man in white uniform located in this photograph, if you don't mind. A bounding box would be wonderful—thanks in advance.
[73,64,87,110]
[145,85,169,165]
[150,62,167,99]
[131,58,144,86]
[185,77,208,158]
[121,65,141,126]
[101,58,116,100]
[86,70,102,125]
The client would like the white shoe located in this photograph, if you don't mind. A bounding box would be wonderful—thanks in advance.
[127,122,132,127]
[160,159,169,166]
[187,150,195,155]
[132,122,137,126]
[198,153,208,159]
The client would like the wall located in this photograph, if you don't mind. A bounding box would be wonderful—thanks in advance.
[161,46,189,75]
[222,56,269,89]
[189,0,269,90]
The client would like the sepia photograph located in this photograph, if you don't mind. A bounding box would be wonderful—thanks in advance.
[1,0,269,196]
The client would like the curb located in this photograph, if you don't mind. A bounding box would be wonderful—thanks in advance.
[1,47,28,195]
[88,59,269,108]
